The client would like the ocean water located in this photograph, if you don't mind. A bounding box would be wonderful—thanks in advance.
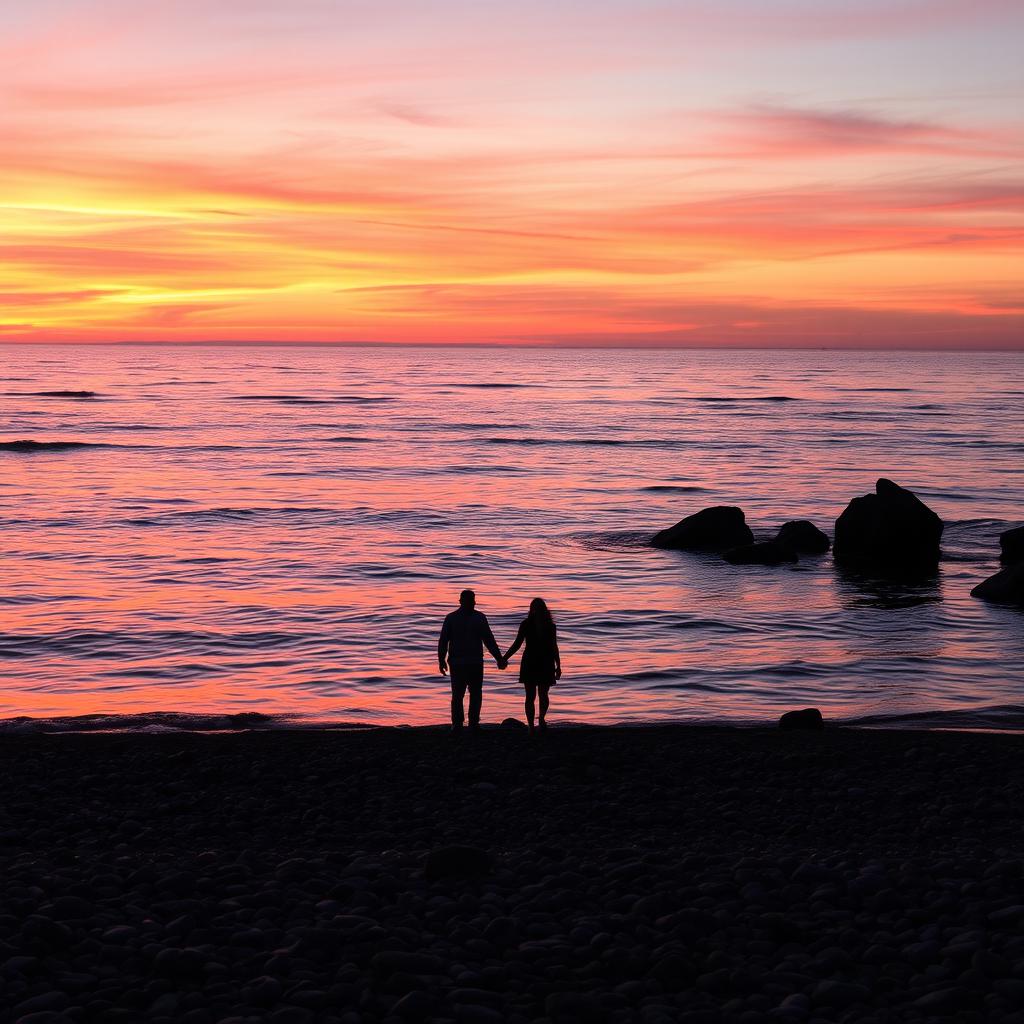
[1,343,1022,732]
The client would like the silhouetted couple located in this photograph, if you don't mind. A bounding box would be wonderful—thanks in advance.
[438,589,561,734]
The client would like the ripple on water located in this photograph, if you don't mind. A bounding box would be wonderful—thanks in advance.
[1,345,1022,729]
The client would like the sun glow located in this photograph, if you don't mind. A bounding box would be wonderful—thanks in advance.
[1,1,1022,347]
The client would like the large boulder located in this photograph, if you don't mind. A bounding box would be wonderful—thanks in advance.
[833,479,942,573]
[723,541,798,566]
[775,520,830,554]
[971,563,1024,604]
[779,708,824,731]
[651,506,753,551]
[1000,525,1024,565]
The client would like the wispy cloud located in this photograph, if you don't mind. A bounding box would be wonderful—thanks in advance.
[372,100,460,129]
[1,2,1021,347]
[8,69,329,110]
[700,105,1023,160]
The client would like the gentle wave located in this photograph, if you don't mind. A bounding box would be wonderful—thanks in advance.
[126,506,338,525]
[568,530,654,551]
[120,506,451,528]
[844,705,1024,731]
[0,628,317,659]
[441,382,535,389]
[6,389,99,399]
[2,344,1023,731]
[690,395,799,402]
[7,704,1024,734]
[948,517,1017,529]
[229,394,394,404]
[486,437,682,448]
[0,711,281,734]
[91,423,168,432]
[0,439,110,452]
[641,484,708,493]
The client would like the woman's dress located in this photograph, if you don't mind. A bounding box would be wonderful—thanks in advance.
[516,618,558,688]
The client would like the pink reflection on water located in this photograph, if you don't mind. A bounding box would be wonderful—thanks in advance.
[1,345,1023,729]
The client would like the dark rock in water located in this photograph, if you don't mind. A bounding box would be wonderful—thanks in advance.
[424,845,493,881]
[1000,525,1024,565]
[651,505,753,550]
[833,479,942,573]
[226,712,273,729]
[775,519,830,554]
[723,541,798,566]
[499,717,528,731]
[972,563,1024,604]
[779,708,824,731]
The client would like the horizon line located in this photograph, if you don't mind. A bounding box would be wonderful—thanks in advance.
[2,339,1024,353]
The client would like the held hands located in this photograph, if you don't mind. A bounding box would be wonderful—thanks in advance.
[497,655,508,670]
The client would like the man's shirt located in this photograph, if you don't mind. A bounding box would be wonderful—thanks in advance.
[439,608,500,666]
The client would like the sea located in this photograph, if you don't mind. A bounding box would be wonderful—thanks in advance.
[1,343,1022,732]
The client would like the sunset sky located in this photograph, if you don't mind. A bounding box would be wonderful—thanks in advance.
[2,0,1022,347]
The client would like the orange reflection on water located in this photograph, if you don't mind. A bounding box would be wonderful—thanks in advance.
[1,345,1023,729]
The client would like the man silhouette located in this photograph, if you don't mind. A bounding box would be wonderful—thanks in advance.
[438,589,506,730]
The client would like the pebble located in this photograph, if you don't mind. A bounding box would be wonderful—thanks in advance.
[455,1006,504,1024]
[2,726,1023,1022]
[812,979,869,1006]
[371,951,446,976]
[424,846,494,881]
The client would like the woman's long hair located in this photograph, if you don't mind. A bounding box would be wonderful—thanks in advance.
[528,597,555,636]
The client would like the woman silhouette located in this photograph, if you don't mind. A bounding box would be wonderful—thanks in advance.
[503,598,561,733]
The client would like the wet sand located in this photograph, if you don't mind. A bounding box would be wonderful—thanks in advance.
[2,724,1024,1023]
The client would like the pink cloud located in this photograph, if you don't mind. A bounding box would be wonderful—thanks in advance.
[371,100,459,129]
[0,4,1020,349]
[7,69,329,110]
[700,105,1023,160]
[0,288,118,307]
[0,243,256,277]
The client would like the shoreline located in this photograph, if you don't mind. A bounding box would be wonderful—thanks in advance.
[3,726,1024,1021]
[5,706,1024,735]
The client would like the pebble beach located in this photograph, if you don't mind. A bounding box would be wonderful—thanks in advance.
[3,724,1024,1023]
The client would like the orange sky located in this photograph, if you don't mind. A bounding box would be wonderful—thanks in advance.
[2,0,1022,347]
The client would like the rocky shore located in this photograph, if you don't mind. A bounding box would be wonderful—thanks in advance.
[3,725,1024,1024]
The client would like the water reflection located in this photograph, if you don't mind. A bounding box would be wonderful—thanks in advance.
[0,344,1022,729]
[835,567,943,610]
